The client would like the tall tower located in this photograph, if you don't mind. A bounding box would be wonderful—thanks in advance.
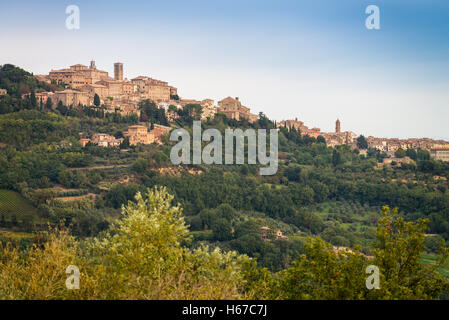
[336,119,341,133]
[90,60,96,69]
[114,62,123,81]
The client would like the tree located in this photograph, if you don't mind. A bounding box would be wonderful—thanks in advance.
[212,218,233,241]
[274,206,449,300]
[285,165,301,182]
[395,148,406,158]
[406,148,417,160]
[120,137,130,149]
[0,187,254,299]
[275,237,368,299]
[93,93,100,107]
[45,97,53,110]
[357,135,368,149]
[56,100,67,115]
[417,149,430,161]
[132,158,149,174]
[317,135,326,145]
[182,104,202,121]
[372,206,448,299]
[91,187,250,299]
[332,149,342,166]
[30,91,37,109]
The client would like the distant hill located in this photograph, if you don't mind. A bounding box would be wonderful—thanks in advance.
[0,64,42,97]
[0,64,62,114]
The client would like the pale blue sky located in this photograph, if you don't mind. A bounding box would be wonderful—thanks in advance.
[1,0,448,139]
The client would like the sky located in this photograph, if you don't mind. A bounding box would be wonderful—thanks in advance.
[1,0,448,139]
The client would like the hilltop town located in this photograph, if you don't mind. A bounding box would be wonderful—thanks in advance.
[1,61,449,293]
[12,61,257,147]
[28,60,258,121]
[1,60,449,162]
[277,118,449,162]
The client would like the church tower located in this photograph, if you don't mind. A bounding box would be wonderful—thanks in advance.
[336,119,341,133]
[114,62,124,81]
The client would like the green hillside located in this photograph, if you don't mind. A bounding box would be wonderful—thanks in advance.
[0,189,38,223]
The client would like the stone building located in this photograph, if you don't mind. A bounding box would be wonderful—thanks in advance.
[49,61,109,88]
[217,96,258,123]
[179,99,202,107]
[260,226,288,241]
[278,118,310,132]
[80,134,122,148]
[48,61,176,109]
[35,92,54,106]
[95,79,124,98]
[122,81,135,95]
[49,68,88,88]
[124,125,155,146]
[91,133,123,147]
[147,81,171,102]
[114,62,124,81]
[22,92,55,106]
[169,86,178,97]
[104,98,140,117]
[34,75,51,83]
[278,118,324,138]
[430,149,449,162]
[52,90,91,106]
[131,76,172,102]
[279,117,356,146]
[79,138,91,147]
[200,99,217,120]
[378,156,412,168]
[80,84,109,100]
[150,124,171,145]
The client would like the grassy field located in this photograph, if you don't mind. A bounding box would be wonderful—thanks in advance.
[422,253,449,277]
[0,189,39,223]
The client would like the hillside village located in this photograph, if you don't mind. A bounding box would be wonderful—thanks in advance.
[3,0,449,302]
[2,60,447,162]
[16,61,260,146]
[1,62,449,286]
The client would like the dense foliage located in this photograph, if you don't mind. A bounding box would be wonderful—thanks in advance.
[1,65,449,299]
[0,188,447,299]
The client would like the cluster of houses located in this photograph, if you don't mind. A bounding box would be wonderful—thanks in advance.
[278,118,358,147]
[80,123,171,148]
[3,60,449,159]
[23,61,259,123]
[279,117,449,162]
[1,60,262,149]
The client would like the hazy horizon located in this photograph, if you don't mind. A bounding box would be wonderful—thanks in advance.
[1,0,448,140]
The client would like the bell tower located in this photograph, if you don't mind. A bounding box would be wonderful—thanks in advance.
[114,62,124,81]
